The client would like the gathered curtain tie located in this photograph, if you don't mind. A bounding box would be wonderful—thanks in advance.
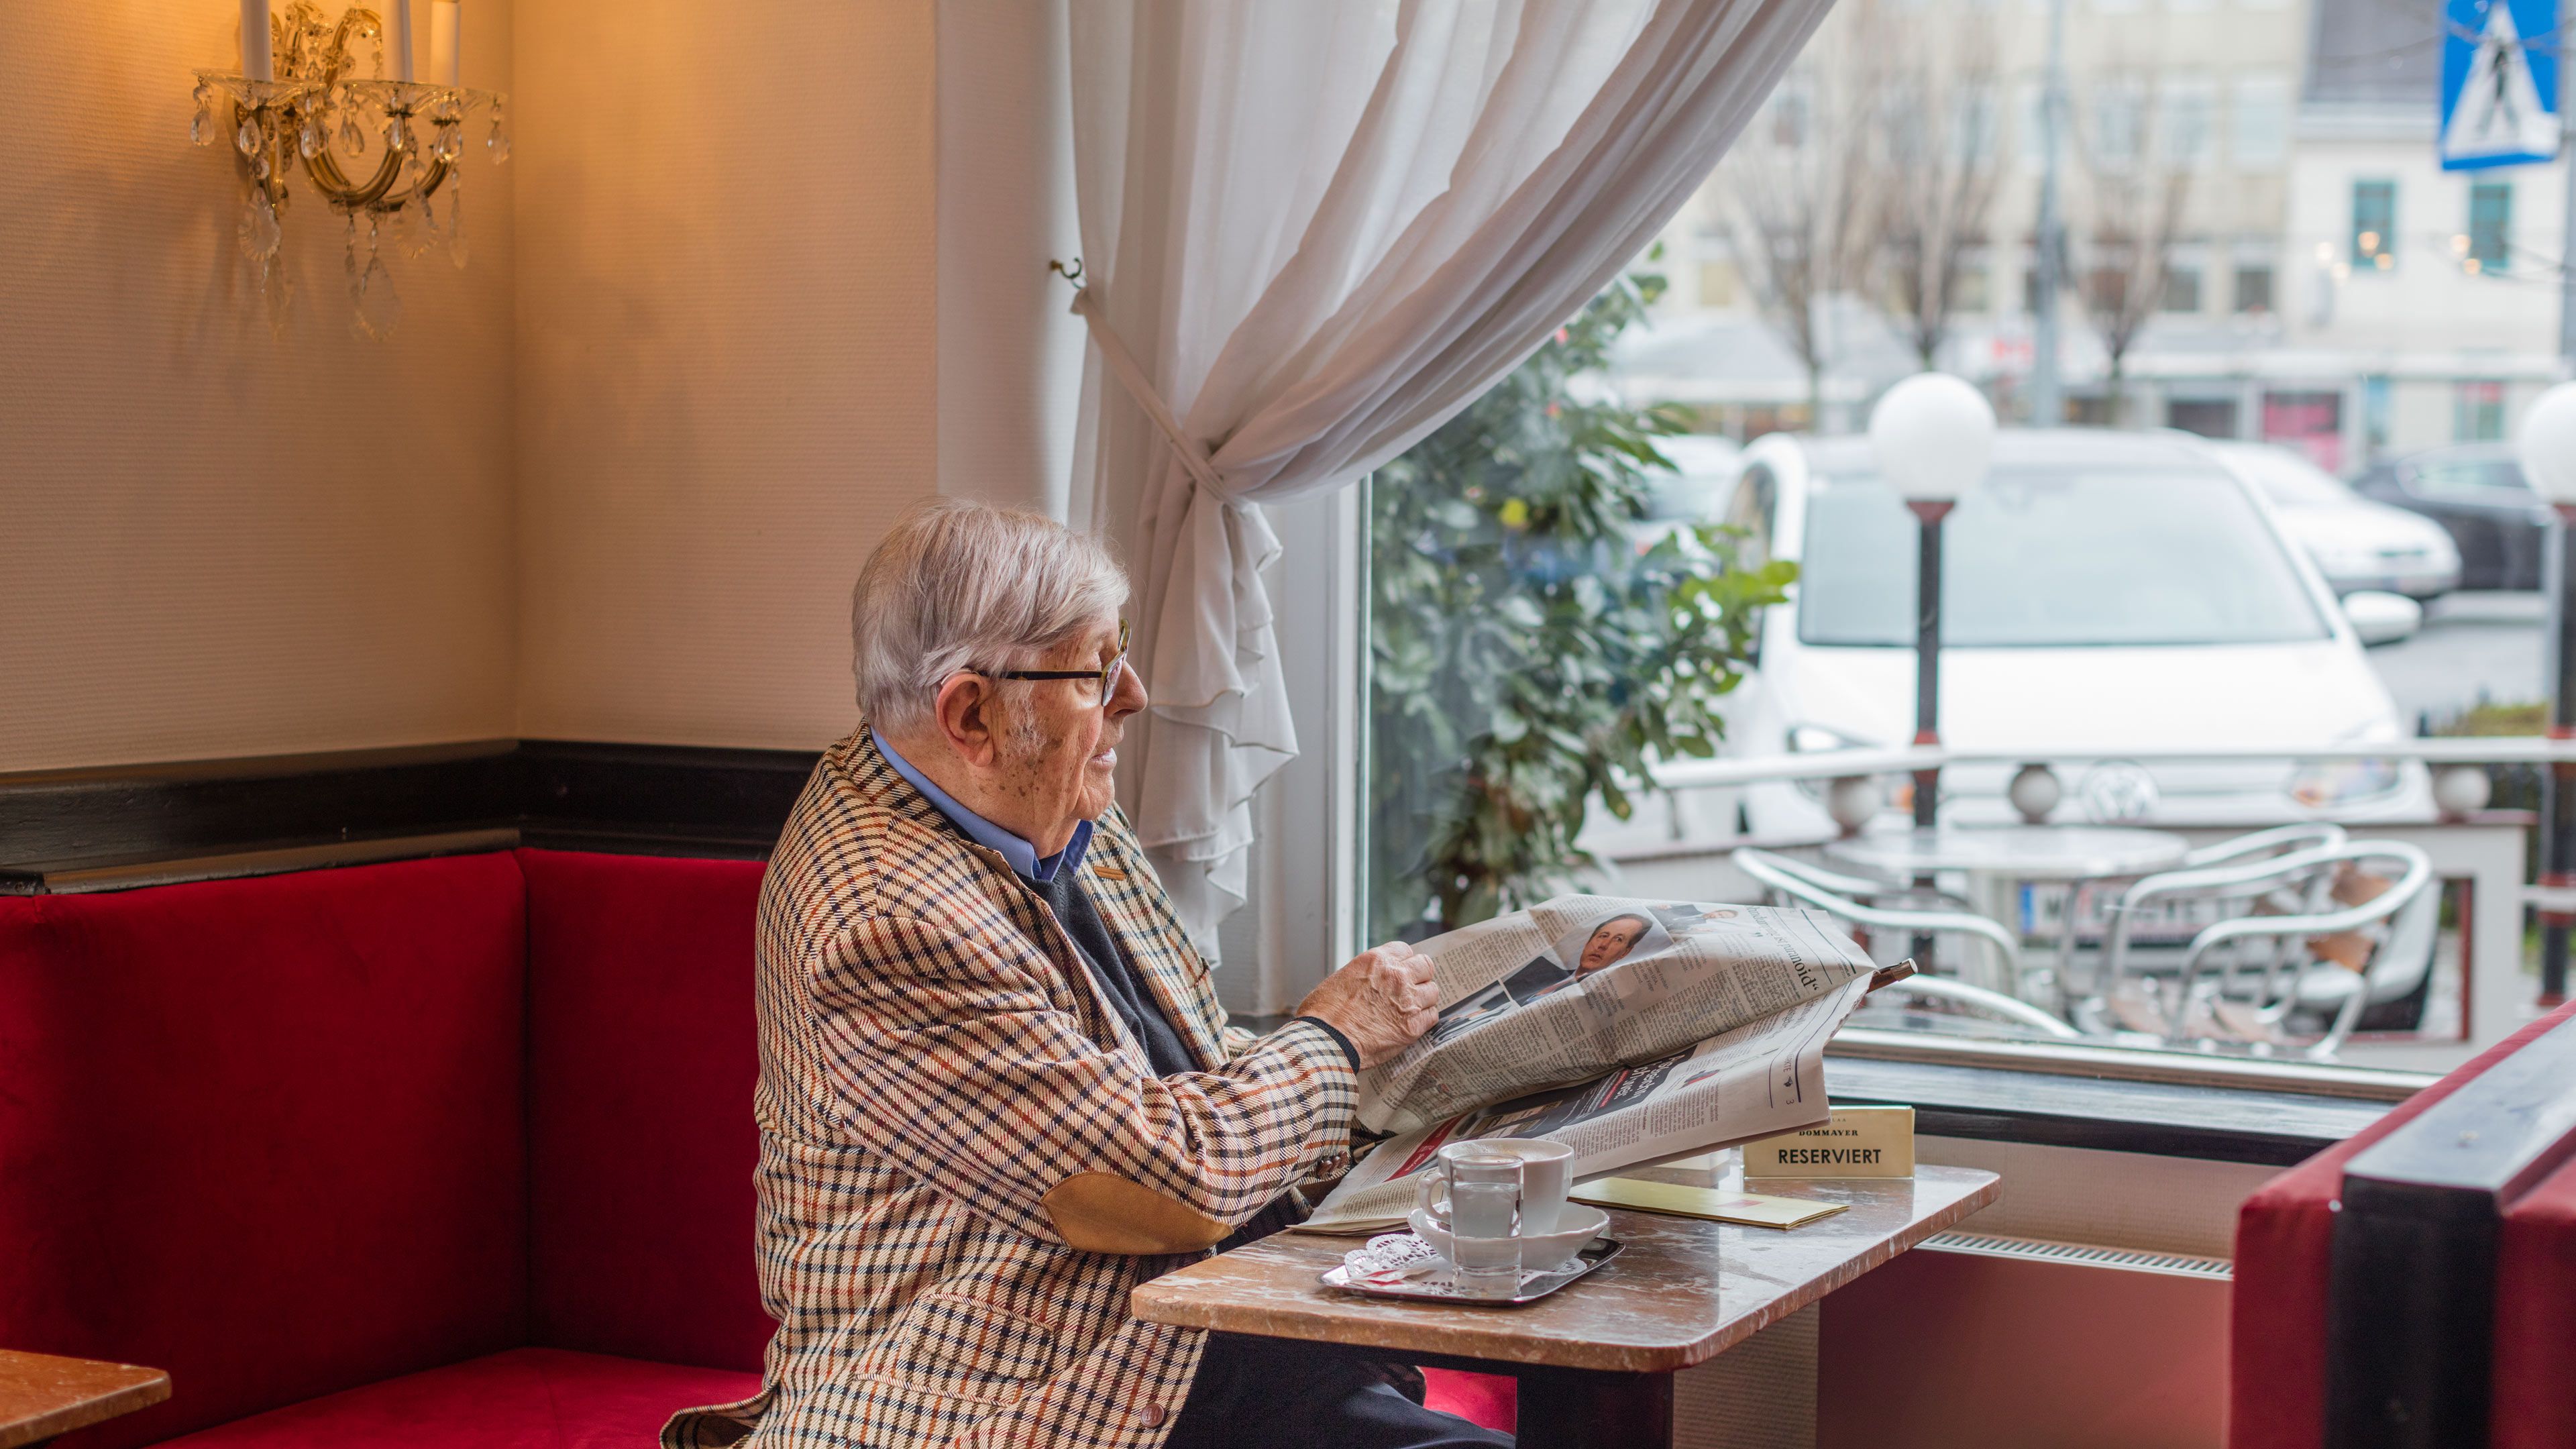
[1069,288,1238,502]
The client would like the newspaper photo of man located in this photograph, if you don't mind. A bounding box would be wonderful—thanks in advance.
[1502,910,1663,1004]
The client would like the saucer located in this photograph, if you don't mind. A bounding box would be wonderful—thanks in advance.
[1406,1204,1611,1272]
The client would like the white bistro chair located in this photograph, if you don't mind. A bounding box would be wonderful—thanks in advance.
[2103,840,2436,1060]
[1733,848,2081,1040]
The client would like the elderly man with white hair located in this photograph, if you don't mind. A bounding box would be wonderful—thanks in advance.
[665,500,1508,1449]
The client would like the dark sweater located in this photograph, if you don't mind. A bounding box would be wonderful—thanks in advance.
[1032,867,1198,1078]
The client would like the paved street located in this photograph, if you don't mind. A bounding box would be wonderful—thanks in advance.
[2365,592,2548,731]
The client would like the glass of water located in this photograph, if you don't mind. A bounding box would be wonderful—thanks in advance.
[1417,1142,1523,1296]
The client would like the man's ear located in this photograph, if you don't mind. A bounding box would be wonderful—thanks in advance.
[931,674,1003,768]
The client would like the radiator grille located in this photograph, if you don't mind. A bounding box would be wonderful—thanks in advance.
[1921,1230,2233,1281]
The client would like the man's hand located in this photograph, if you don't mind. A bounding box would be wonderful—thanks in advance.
[1293,942,1438,1069]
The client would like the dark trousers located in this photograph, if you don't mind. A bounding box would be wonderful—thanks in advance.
[1163,1331,1514,1449]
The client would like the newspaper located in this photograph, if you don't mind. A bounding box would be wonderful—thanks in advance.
[1303,971,1872,1232]
[1355,896,1877,1137]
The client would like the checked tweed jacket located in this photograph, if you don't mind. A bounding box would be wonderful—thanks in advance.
[663,727,1358,1449]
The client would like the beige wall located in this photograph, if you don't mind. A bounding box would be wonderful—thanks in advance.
[1,1,1082,769]
[511,0,941,750]
[935,0,1086,521]
[511,0,1081,751]
[0,0,521,773]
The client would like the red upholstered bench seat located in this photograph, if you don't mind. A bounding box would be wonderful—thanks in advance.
[1,847,1515,1444]
[152,1350,759,1449]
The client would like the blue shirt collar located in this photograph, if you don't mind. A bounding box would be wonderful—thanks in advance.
[871,728,1093,883]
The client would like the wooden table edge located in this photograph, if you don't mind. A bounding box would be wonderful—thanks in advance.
[1134,1168,2002,1376]
[0,1354,171,1449]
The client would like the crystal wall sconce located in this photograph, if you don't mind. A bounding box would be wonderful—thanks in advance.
[192,1,508,337]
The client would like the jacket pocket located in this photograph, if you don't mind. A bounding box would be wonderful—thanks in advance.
[849,1291,1060,1408]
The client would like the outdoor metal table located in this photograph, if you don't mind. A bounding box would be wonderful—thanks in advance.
[1130,1163,1998,1448]
[1823,824,2192,1004]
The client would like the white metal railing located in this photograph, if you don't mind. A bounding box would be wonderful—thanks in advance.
[1647,736,2576,792]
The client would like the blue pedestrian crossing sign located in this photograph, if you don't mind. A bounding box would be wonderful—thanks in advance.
[2440,0,2562,170]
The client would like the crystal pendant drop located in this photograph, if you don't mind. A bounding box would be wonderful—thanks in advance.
[397,203,431,258]
[238,191,283,261]
[485,121,508,165]
[299,119,321,158]
[260,258,294,335]
[444,186,468,269]
[236,115,262,156]
[191,84,216,146]
[352,258,402,340]
[340,111,367,155]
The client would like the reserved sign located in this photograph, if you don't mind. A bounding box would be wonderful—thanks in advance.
[1742,1106,1915,1179]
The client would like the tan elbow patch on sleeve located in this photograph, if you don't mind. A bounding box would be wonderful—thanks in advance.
[1042,1172,1231,1254]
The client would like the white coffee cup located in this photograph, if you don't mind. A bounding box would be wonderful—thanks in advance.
[1458,1138,1573,1234]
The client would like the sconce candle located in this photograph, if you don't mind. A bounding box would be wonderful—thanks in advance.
[391,0,414,80]
[189,0,508,335]
[240,0,273,80]
[430,1,460,87]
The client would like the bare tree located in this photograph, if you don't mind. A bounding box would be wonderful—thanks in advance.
[1709,1,1886,426]
[1878,18,2008,370]
[2071,77,2196,424]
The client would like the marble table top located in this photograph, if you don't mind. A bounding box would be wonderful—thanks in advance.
[0,1349,169,1449]
[1133,1159,1999,1375]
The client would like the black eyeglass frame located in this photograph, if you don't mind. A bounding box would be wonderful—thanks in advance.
[979,619,1132,704]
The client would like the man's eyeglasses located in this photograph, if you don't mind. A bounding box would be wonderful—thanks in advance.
[983,619,1131,705]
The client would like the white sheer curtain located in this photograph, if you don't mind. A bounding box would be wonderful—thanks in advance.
[1067,0,1831,949]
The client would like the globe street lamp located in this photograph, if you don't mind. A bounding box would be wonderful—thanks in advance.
[1869,373,1998,830]
[1870,374,1996,970]
[2521,380,2576,1008]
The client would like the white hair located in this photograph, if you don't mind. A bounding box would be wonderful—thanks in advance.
[851,500,1130,736]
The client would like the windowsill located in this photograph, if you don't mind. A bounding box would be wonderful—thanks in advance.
[1823,1049,2395,1166]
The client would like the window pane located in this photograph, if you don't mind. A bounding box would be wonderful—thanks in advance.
[1796,469,2330,647]
[2352,180,2397,265]
[2157,76,2217,168]
[2469,182,2512,272]
[2162,266,2203,312]
[2453,381,2508,442]
[2233,263,2274,313]
[2091,84,2145,168]
[2229,74,2289,168]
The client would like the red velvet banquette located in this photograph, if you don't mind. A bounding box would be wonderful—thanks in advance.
[0,848,1511,1446]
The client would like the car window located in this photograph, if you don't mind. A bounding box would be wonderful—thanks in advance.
[1797,468,2331,647]
[2235,451,2353,507]
[1725,464,1777,564]
[2406,458,2532,506]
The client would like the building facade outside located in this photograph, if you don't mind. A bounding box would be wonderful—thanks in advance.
[1622,0,2571,473]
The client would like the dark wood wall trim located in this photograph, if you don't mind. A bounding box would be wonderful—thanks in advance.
[516,739,818,857]
[0,739,821,892]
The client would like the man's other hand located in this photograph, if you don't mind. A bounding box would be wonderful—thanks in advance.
[1293,942,1438,1069]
